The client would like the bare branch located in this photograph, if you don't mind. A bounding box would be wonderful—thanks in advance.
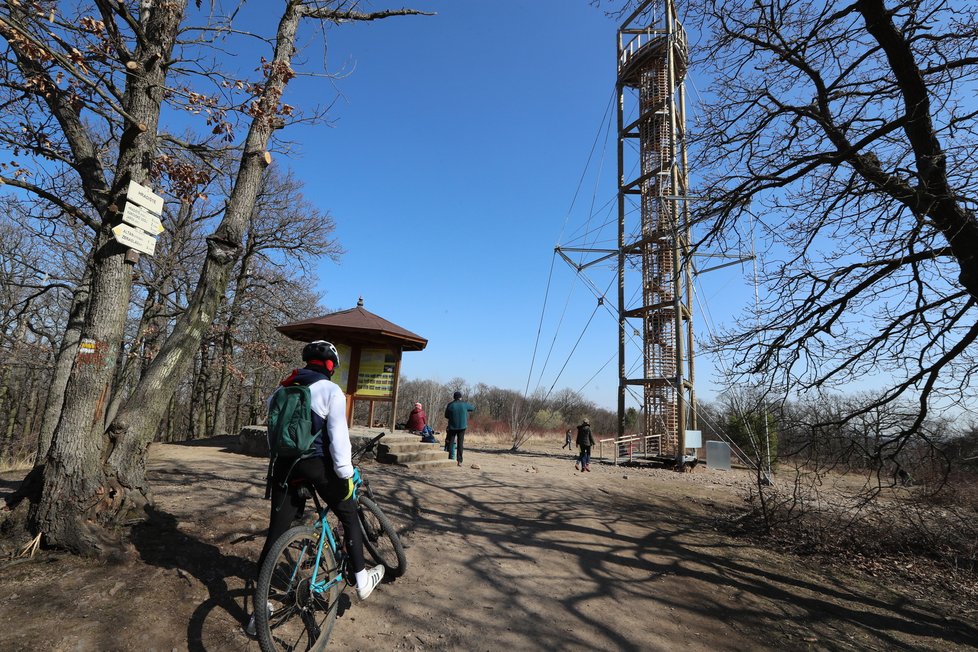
[0,174,98,230]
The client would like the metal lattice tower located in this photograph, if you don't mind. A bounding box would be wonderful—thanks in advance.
[616,0,696,457]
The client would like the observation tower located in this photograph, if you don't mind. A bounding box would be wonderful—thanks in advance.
[616,0,696,459]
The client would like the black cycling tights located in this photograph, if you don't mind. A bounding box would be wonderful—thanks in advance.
[259,456,366,575]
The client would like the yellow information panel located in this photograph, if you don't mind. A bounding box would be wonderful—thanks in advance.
[356,348,396,397]
[333,342,352,392]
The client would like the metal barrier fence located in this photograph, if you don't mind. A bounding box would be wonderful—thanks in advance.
[597,434,662,464]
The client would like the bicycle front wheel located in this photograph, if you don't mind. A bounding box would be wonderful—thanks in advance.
[255,525,342,652]
[358,495,407,578]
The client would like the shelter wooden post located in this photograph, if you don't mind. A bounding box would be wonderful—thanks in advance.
[389,349,402,431]
[343,343,363,424]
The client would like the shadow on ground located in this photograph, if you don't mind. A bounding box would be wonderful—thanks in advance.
[132,463,261,652]
[367,462,978,651]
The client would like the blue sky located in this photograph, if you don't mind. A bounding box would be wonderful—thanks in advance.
[267,1,752,410]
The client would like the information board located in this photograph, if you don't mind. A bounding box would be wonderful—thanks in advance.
[356,348,396,397]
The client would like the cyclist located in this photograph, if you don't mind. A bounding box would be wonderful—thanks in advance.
[246,340,385,636]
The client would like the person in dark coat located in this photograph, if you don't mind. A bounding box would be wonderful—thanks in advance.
[576,419,595,472]
[406,402,427,433]
[562,428,573,451]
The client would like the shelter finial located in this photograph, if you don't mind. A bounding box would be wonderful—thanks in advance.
[357,296,364,307]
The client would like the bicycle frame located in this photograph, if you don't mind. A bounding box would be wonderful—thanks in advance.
[309,511,345,595]
[256,432,393,652]
[283,433,386,596]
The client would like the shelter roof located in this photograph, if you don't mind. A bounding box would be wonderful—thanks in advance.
[276,299,427,351]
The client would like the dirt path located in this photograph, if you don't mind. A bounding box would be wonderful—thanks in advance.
[1,435,974,651]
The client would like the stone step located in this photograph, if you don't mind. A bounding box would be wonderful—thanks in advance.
[376,432,457,467]
[380,441,437,454]
[379,448,449,465]
[399,458,460,471]
[377,433,422,443]
[348,429,456,469]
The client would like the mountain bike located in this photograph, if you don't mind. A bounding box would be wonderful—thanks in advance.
[255,433,407,652]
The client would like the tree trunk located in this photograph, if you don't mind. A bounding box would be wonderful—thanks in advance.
[30,1,188,555]
[99,2,305,531]
[164,393,176,443]
[249,375,264,425]
[0,295,38,460]
[11,369,38,456]
[104,285,162,428]
[189,341,212,440]
[24,369,42,453]
[37,266,92,463]
[231,384,244,437]
[0,365,13,460]
[212,245,254,437]
[211,340,232,437]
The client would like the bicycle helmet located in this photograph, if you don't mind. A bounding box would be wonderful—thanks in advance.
[302,340,339,375]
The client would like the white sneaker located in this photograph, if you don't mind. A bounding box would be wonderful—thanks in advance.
[356,564,385,601]
[245,601,273,637]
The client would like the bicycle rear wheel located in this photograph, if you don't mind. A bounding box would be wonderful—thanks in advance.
[358,495,407,578]
[255,525,342,652]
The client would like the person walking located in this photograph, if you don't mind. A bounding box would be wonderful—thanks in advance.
[575,418,595,472]
[247,341,385,636]
[561,428,573,451]
[444,390,476,466]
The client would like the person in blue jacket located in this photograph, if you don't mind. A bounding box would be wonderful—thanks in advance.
[444,391,476,466]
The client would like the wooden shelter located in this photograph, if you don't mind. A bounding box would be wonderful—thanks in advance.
[276,298,427,430]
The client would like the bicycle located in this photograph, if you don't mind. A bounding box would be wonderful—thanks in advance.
[255,433,407,652]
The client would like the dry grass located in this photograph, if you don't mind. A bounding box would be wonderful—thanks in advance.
[0,454,32,474]
[723,471,978,617]
[465,430,559,450]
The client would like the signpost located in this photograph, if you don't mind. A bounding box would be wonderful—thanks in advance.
[112,224,157,256]
[126,179,164,214]
[121,201,164,234]
[113,180,164,257]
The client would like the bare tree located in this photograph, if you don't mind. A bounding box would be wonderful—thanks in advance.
[471,382,523,423]
[0,197,90,463]
[509,388,549,451]
[209,166,342,437]
[682,0,978,462]
[0,1,428,555]
[396,377,449,428]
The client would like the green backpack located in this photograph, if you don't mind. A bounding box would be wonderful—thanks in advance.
[265,384,318,498]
